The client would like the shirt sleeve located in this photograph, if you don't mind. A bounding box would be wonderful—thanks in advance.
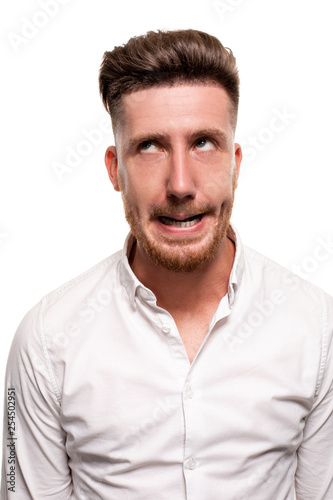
[1,303,73,499]
[295,293,333,499]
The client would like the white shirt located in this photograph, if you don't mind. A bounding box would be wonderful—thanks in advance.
[1,224,333,499]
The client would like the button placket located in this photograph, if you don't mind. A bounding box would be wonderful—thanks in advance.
[183,381,198,479]
[157,312,190,379]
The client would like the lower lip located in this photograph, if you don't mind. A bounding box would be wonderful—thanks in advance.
[155,215,207,235]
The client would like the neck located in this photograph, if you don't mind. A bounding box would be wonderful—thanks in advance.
[130,234,235,313]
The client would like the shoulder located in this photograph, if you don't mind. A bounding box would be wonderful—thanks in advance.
[9,249,124,369]
[243,243,333,309]
[7,250,125,403]
[43,250,123,307]
[238,244,333,397]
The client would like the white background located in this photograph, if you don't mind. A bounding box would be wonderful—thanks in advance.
[1,0,332,458]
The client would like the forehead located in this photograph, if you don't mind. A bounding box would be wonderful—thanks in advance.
[117,84,234,141]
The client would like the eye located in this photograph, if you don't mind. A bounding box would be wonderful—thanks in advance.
[139,140,159,152]
[194,138,215,151]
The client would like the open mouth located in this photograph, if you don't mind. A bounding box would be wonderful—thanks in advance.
[158,214,204,228]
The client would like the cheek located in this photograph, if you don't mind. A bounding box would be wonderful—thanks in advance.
[122,166,165,201]
[203,170,235,201]
[121,176,161,215]
[195,152,235,190]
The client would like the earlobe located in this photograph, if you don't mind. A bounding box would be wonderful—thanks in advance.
[105,146,120,192]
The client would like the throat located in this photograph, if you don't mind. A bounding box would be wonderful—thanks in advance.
[128,240,137,269]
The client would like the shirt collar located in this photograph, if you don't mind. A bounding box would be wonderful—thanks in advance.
[226,223,245,306]
[119,222,245,306]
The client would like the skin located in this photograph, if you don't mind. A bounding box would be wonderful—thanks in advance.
[105,84,242,361]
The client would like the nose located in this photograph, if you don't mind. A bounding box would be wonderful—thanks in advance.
[166,149,196,200]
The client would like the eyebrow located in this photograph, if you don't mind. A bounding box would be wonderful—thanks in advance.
[190,128,230,147]
[126,133,166,152]
[126,128,230,152]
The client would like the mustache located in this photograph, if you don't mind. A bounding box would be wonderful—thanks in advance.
[150,202,215,219]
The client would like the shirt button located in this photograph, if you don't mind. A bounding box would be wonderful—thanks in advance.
[161,323,171,334]
[139,288,151,300]
[184,386,194,399]
[187,458,197,470]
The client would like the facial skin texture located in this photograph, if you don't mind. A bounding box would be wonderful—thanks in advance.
[105,84,242,273]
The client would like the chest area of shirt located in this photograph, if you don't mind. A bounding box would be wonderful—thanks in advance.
[61,345,309,493]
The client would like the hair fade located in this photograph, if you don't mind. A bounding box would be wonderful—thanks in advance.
[99,29,240,129]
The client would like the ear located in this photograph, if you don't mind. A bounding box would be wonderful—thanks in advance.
[105,146,120,192]
[233,143,242,188]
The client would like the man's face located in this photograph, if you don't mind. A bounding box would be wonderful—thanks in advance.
[105,84,242,272]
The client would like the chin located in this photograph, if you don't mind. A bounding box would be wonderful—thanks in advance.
[140,230,227,273]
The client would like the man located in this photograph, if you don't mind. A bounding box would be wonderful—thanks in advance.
[1,29,332,499]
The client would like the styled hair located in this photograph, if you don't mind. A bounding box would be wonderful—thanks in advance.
[99,29,239,130]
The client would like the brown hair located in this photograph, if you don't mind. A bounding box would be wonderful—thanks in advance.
[99,29,239,130]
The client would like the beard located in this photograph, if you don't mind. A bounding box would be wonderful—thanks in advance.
[120,175,237,273]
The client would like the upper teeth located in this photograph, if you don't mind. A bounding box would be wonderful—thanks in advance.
[160,216,201,227]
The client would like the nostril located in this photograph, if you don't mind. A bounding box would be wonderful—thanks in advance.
[166,177,196,199]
